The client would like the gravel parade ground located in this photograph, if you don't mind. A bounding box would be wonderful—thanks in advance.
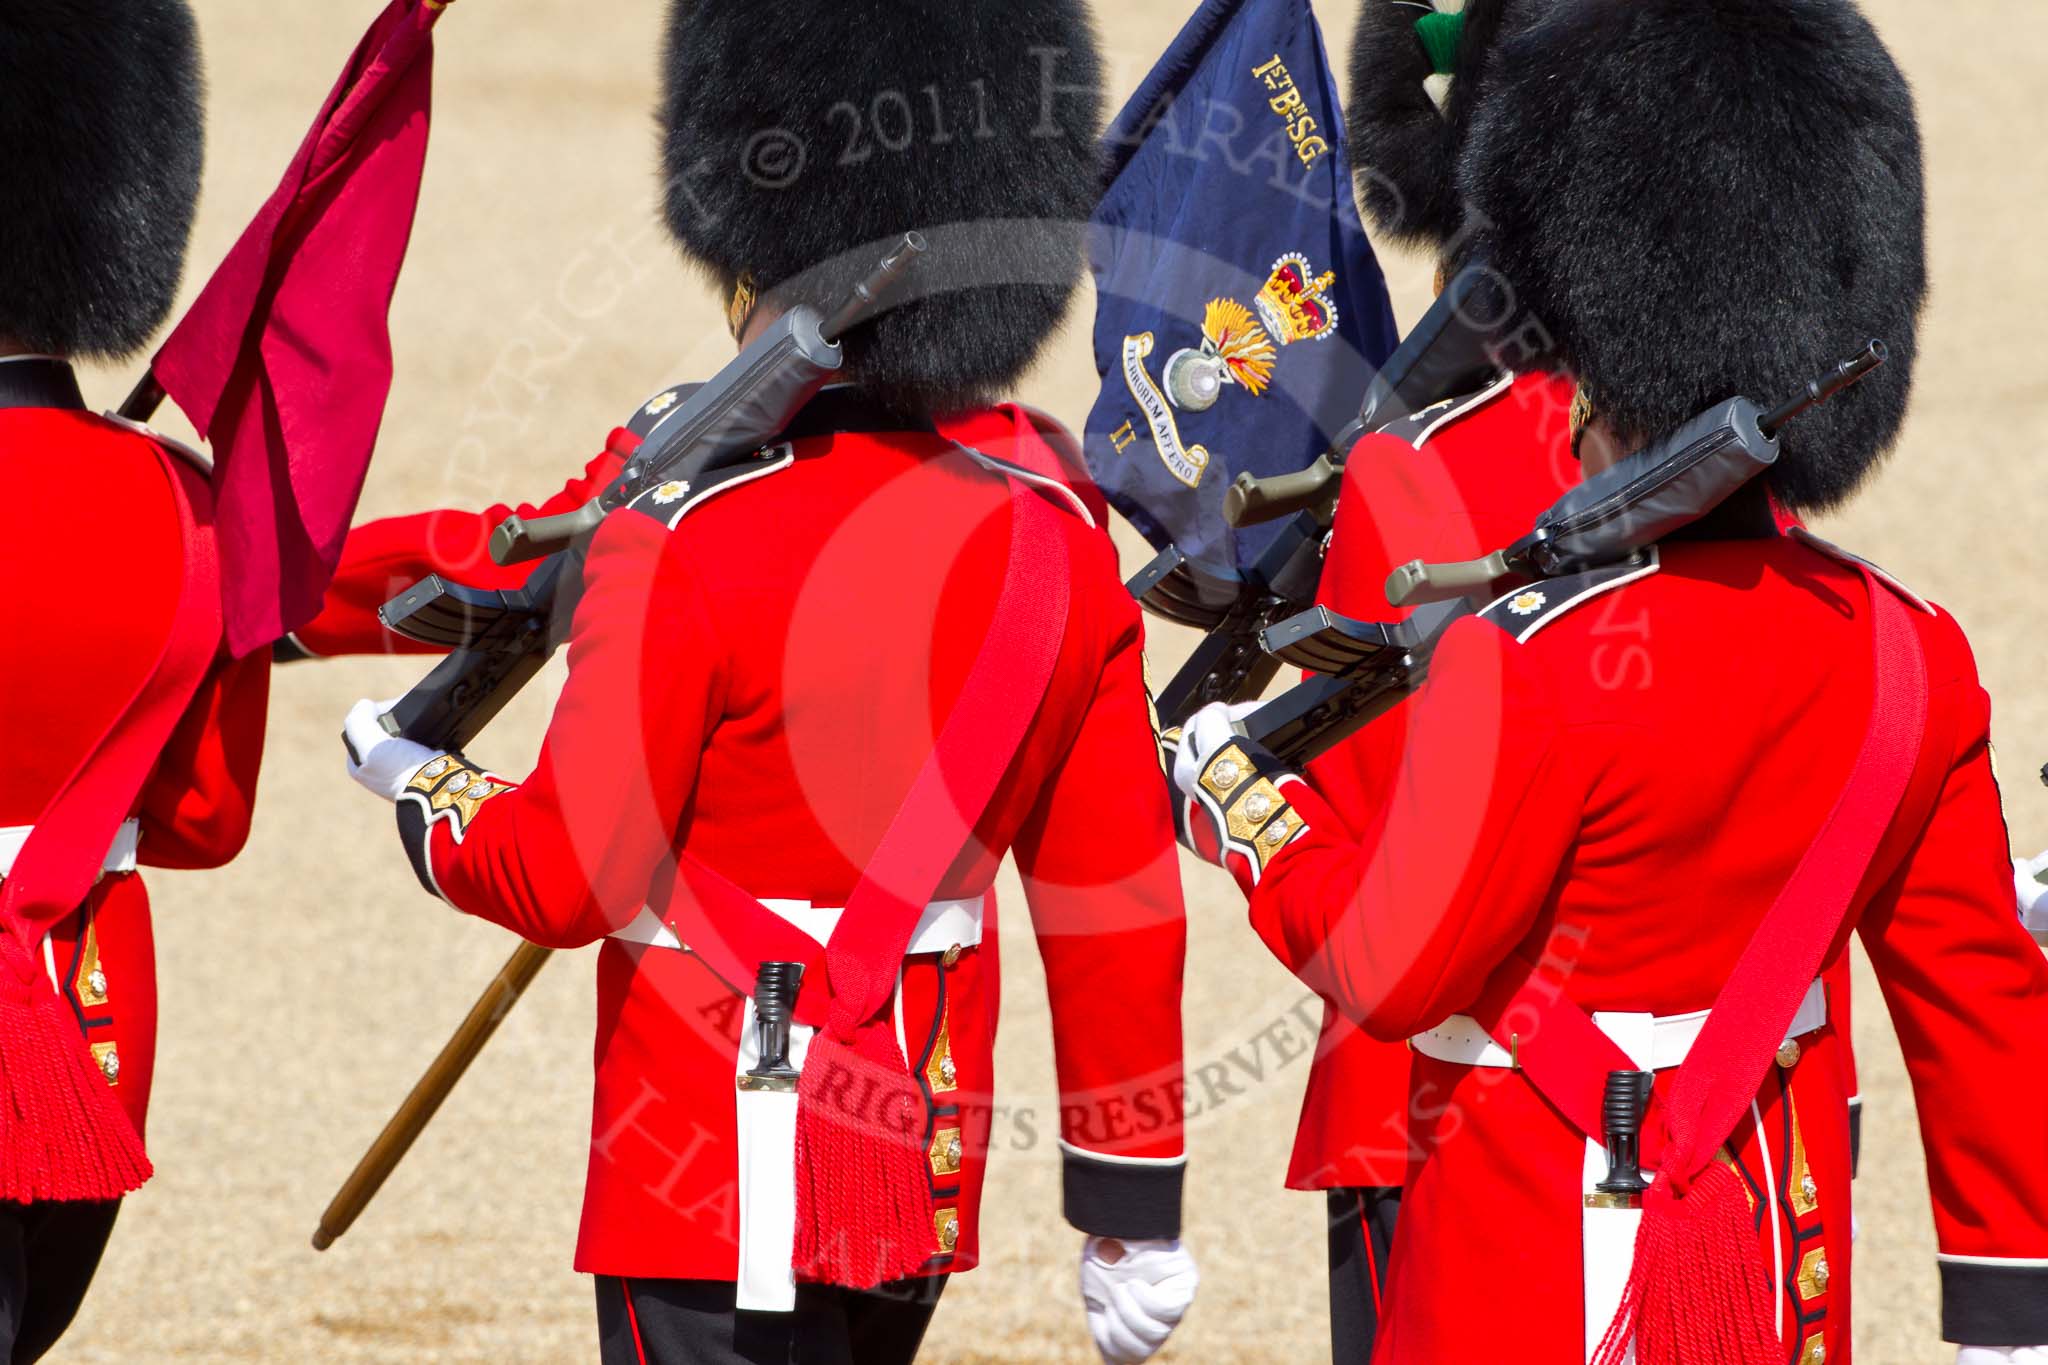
[51,2,2046,1360]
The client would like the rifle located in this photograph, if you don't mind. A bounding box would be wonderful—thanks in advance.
[1236,340,1890,768]
[313,234,926,1250]
[376,232,925,750]
[1131,261,1516,730]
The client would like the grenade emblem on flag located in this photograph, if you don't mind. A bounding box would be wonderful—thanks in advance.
[1164,296,1278,412]
[1162,251,1337,414]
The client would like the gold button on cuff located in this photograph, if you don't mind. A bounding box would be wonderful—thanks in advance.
[1787,1091,1819,1216]
[933,1207,960,1254]
[75,925,108,1007]
[1775,1039,1803,1069]
[1797,1246,1831,1301]
[1224,778,1284,845]
[924,1015,957,1094]
[1200,745,1252,801]
[929,1126,964,1178]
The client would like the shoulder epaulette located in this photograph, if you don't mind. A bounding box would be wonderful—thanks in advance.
[98,411,213,476]
[621,441,797,530]
[1789,528,1934,614]
[1475,548,1661,643]
[1374,371,1515,450]
[623,382,704,443]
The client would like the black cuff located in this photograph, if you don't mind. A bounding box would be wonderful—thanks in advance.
[395,800,440,899]
[1941,1259,2048,1344]
[1061,1149,1184,1240]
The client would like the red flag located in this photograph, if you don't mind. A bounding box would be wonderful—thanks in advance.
[153,0,444,656]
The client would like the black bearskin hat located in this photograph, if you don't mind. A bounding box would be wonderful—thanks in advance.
[1460,0,1925,512]
[0,0,204,360]
[658,1,1103,415]
[1347,0,1522,251]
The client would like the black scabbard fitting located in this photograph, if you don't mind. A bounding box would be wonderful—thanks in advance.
[741,961,804,1089]
[1596,1069,1655,1195]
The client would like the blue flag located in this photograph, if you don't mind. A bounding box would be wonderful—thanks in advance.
[1085,0,1398,578]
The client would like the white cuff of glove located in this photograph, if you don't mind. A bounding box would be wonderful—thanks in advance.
[343,697,441,802]
[1170,700,1264,803]
[1957,1348,2048,1365]
[1080,1236,1198,1365]
[2015,852,2048,934]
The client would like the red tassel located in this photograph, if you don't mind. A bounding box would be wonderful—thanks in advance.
[0,943,152,1203]
[790,1021,938,1288]
[1592,1162,1780,1365]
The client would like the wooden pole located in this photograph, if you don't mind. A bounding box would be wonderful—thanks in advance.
[311,940,553,1250]
[116,373,166,423]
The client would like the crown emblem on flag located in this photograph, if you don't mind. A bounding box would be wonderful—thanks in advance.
[1253,252,1339,345]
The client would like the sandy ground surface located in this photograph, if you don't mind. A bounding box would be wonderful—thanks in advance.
[48,1,2048,1361]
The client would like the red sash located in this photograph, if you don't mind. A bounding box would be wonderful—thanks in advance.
[0,441,223,1201]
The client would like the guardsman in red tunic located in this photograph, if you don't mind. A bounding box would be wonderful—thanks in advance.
[1296,6,1577,1355]
[1178,3,2048,1363]
[339,6,1197,1363]
[0,5,270,1359]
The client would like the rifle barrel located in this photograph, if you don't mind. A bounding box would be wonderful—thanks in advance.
[821,231,928,344]
[1758,339,1887,437]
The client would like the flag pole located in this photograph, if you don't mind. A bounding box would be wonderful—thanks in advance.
[117,374,167,423]
[311,939,553,1250]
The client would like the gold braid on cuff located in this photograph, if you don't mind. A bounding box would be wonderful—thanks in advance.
[403,755,510,841]
[1198,742,1306,876]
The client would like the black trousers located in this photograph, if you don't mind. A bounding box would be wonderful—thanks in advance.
[1326,1186,1402,1365]
[595,1274,946,1365]
[0,1199,121,1364]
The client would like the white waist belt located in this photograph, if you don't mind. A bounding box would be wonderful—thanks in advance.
[1411,978,1828,1072]
[0,819,141,881]
[610,894,985,957]
[615,892,984,1314]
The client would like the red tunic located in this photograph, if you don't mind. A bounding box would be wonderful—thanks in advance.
[1291,371,1581,1188]
[1297,373,1867,1190]
[1234,532,2048,1359]
[389,394,1189,1280]
[1,363,268,1143]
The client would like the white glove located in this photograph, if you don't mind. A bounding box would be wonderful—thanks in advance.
[2014,851,2048,937]
[1079,1236,1198,1364]
[1169,700,1264,802]
[1957,1348,2048,1365]
[343,697,441,801]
